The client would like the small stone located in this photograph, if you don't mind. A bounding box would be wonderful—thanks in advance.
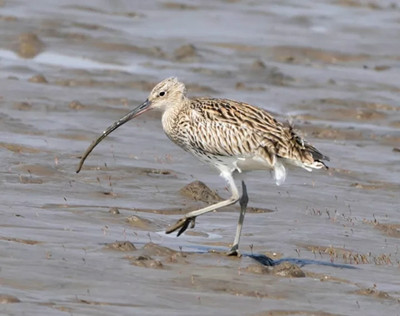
[28,74,48,83]
[245,264,270,274]
[0,16,18,22]
[13,102,32,111]
[180,180,222,203]
[143,242,177,256]
[17,33,44,58]
[109,207,120,215]
[374,65,390,71]
[174,44,199,62]
[68,100,84,110]
[0,294,20,304]
[272,262,305,277]
[126,215,153,229]
[129,255,163,269]
[105,241,136,251]
[251,60,266,71]
[235,82,246,90]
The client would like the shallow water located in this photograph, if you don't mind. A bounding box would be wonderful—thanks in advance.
[1,0,399,315]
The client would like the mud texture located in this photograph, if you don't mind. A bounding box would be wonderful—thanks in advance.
[0,0,399,315]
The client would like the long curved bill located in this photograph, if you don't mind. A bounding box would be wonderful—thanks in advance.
[76,99,151,173]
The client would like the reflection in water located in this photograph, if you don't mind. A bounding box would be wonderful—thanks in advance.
[0,49,140,73]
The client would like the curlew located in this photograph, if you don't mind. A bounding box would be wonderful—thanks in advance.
[76,77,329,256]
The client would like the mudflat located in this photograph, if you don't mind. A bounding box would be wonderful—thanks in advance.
[0,1,399,315]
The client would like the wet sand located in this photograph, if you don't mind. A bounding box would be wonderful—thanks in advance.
[1,0,399,315]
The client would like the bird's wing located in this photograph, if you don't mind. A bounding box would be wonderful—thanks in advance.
[181,98,282,163]
[182,98,328,168]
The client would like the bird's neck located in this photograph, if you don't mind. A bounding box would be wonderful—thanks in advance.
[161,96,189,136]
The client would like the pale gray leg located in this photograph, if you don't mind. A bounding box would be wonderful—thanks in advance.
[166,172,239,236]
[227,181,248,256]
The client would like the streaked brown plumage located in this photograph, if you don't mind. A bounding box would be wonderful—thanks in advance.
[77,77,329,256]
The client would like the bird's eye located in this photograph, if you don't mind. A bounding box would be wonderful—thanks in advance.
[159,91,165,97]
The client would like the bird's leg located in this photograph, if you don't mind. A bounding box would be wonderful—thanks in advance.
[227,181,248,257]
[166,173,240,236]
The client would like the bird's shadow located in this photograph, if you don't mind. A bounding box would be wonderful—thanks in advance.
[246,253,357,269]
[183,244,357,269]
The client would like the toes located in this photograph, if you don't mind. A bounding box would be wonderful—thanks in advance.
[177,219,191,236]
[226,250,241,257]
[226,245,241,257]
[166,217,196,236]
[165,218,187,234]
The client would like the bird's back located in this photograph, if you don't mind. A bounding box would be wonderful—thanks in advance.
[163,97,328,182]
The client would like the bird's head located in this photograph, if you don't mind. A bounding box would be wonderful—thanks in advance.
[147,77,186,111]
[76,77,186,173]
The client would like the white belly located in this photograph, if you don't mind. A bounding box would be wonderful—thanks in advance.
[193,152,287,186]
[236,156,273,172]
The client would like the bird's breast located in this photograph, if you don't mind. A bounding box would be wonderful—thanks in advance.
[161,107,190,149]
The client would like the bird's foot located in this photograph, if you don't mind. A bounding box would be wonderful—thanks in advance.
[226,244,241,257]
[165,216,196,236]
